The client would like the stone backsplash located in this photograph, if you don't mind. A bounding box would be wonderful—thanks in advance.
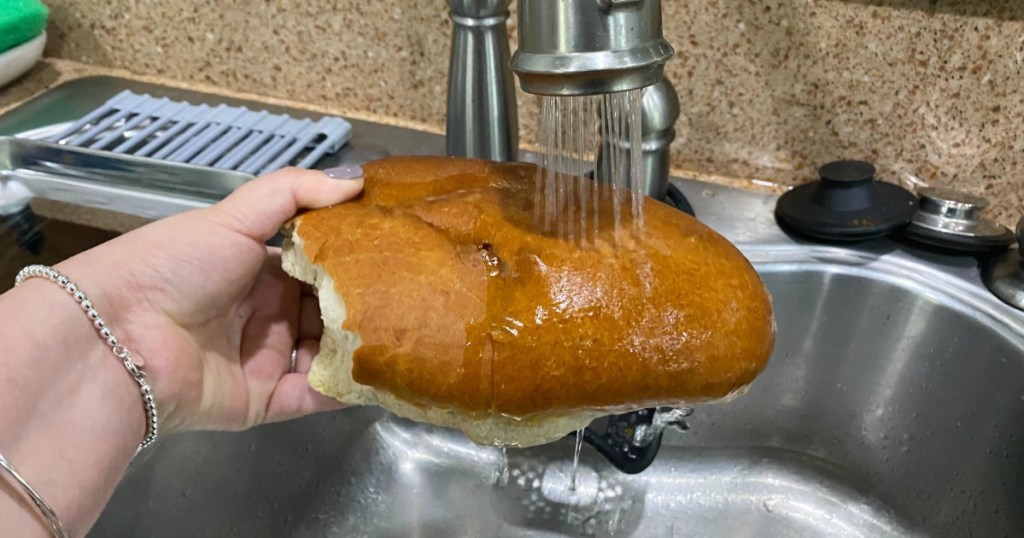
[41,0,1023,225]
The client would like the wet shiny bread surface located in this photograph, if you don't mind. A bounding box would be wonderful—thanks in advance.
[295,156,775,418]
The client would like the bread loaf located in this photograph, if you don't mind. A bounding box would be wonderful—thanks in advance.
[282,156,774,447]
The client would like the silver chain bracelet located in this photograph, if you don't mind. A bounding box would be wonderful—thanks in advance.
[15,265,159,449]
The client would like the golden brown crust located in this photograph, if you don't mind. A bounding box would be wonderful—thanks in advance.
[293,156,775,418]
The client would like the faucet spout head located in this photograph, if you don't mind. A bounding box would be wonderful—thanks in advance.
[512,0,673,96]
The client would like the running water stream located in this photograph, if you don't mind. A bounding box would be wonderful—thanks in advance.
[570,429,585,493]
[535,89,646,243]
[525,88,648,524]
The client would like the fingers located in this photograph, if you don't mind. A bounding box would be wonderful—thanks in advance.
[265,374,348,424]
[292,338,319,374]
[265,338,347,423]
[213,166,364,241]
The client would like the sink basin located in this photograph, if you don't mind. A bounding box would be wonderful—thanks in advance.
[88,239,1024,537]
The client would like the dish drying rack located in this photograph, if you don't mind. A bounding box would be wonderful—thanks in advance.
[48,90,351,176]
[0,90,353,222]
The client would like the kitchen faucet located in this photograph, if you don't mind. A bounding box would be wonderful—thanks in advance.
[446,0,679,199]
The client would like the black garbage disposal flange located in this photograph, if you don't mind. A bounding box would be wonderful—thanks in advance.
[775,160,918,242]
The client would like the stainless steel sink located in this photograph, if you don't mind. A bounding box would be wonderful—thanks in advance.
[88,198,1024,537]
[3,79,1022,537]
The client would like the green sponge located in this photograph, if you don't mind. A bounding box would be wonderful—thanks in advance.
[0,0,48,54]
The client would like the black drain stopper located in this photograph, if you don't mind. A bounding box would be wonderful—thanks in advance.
[775,160,917,242]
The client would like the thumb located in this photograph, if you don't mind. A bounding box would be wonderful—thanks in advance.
[212,165,364,240]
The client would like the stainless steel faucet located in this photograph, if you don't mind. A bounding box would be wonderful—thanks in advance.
[446,0,679,199]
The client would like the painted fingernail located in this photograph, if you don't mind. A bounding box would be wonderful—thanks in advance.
[324,164,363,180]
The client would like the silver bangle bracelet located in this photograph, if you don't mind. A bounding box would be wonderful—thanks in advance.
[15,265,160,450]
[0,451,69,538]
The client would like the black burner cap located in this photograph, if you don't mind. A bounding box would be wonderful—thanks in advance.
[775,160,918,242]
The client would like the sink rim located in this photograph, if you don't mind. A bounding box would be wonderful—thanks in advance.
[745,243,1024,341]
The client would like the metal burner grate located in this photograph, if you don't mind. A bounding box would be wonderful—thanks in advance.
[47,90,352,176]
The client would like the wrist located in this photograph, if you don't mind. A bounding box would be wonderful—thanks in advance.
[35,260,159,444]
[0,276,143,535]
[55,254,188,435]
[4,276,145,450]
